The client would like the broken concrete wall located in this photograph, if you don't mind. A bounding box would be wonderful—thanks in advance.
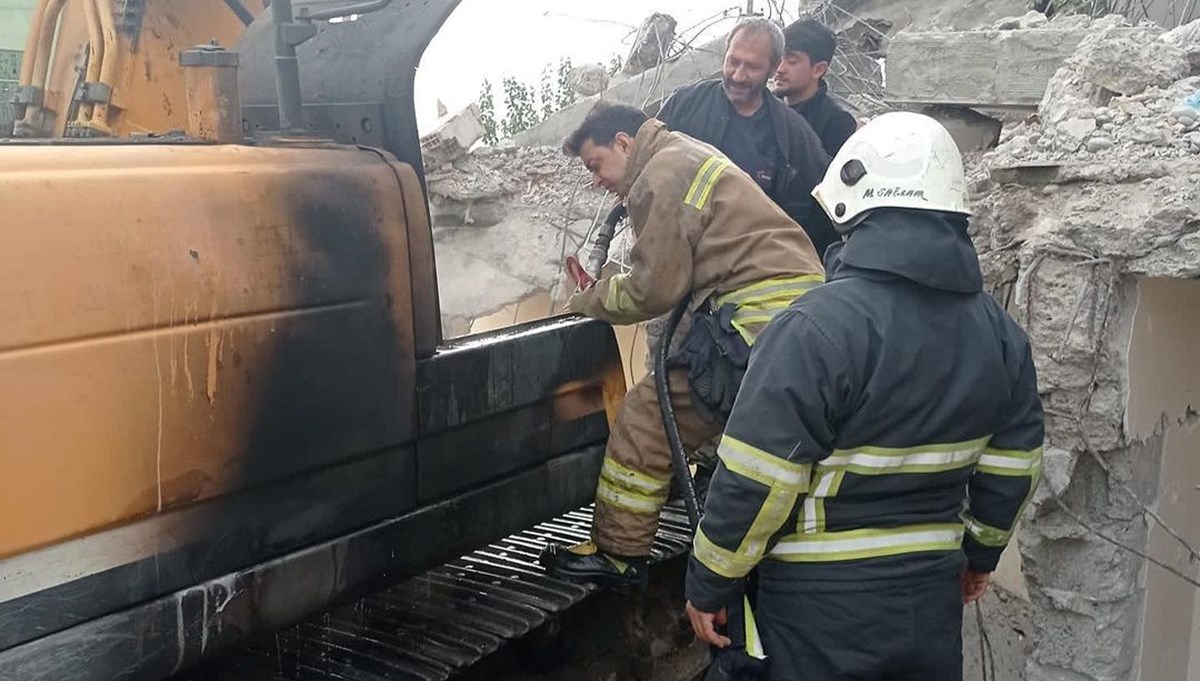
[887,17,1141,110]
[971,18,1200,681]
[1127,279,1200,681]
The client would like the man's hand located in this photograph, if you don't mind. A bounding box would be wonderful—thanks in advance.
[962,569,991,604]
[565,290,589,315]
[685,601,731,648]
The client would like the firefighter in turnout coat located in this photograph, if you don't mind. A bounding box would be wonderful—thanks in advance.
[542,103,825,588]
[685,112,1045,680]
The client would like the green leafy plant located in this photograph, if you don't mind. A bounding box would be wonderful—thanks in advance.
[477,79,498,145]
[501,76,538,137]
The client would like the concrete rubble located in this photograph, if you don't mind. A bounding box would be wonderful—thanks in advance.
[625,13,678,76]
[969,16,1200,681]
[990,17,1200,166]
[887,13,1145,111]
[426,143,610,336]
[419,104,486,167]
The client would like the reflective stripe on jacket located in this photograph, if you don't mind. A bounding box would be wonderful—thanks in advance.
[572,119,824,326]
[685,209,1044,613]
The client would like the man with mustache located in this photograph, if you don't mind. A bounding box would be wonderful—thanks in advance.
[658,18,836,257]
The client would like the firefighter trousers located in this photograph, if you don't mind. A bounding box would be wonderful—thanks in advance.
[591,368,723,557]
[755,574,963,681]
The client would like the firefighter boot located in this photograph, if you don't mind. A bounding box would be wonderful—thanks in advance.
[540,541,648,590]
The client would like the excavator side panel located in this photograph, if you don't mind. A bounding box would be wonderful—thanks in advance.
[0,141,625,681]
[0,142,419,648]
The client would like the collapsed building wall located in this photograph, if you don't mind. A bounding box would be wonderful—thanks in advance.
[971,16,1200,680]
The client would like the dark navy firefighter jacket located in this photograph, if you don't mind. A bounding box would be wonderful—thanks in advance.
[686,208,1044,611]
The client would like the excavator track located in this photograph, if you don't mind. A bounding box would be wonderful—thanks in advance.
[176,503,693,681]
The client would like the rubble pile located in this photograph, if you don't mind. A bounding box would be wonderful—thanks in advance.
[969,16,1200,681]
[426,144,600,228]
[426,143,610,336]
[989,16,1200,166]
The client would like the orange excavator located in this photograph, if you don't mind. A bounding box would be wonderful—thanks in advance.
[0,2,680,680]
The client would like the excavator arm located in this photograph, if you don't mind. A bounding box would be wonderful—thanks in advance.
[10,0,265,138]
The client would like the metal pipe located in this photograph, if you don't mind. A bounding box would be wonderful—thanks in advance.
[21,0,71,127]
[18,0,53,85]
[90,0,117,128]
[78,0,105,121]
[29,0,71,94]
[299,0,392,21]
[221,0,255,26]
[271,0,305,132]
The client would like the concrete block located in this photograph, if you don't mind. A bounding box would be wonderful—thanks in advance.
[420,104,485,166]
[886,28,1137,109]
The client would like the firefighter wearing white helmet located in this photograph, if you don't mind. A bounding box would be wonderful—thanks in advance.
[814,110,972,230]
[685,112,1044,681]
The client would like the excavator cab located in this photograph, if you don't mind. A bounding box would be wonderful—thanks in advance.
[0,1,628,679]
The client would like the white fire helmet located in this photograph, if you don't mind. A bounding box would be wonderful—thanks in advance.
[812,111,971,233]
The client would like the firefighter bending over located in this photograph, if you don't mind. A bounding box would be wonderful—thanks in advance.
[686,112,1044,681]
[541,102,824,588]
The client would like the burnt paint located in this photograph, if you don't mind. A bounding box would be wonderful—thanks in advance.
[0,449,604,681]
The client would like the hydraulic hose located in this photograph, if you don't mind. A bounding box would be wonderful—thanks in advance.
[654,295,701,532]
[587,204,627,280]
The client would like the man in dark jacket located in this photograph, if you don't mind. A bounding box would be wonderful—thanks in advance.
[657,18,837,257]
[774,18,859,156]
[685,112,1044,681]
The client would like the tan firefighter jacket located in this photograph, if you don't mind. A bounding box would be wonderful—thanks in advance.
[569,118,825,343]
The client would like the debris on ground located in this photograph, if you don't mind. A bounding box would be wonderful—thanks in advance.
[990,17,1200,166]
[427,143,609,335]
[419,103,486,167]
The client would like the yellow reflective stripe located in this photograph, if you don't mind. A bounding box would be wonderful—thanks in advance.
[684,156,731,210]
[716,275,825,308]
[694,528,759,578]
[718,436,811,493]
[962,514,1012,548]
[739,486,800,560]
[602,274,642,321]
[744,597,766,660]
[820,436,991,476]
[596,478,664,515]
[600,458,670,497]
[977,446,1043,477]
[694,160,731,209]
[694,486,799,579]
[719,275,825,344]
[770,523,964,563]
[684,156,721,206]
[801,470,843,534]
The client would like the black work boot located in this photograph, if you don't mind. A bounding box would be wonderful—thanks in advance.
[539,540,648,590]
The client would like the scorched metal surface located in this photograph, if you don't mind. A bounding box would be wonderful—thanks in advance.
[175,504,692,681]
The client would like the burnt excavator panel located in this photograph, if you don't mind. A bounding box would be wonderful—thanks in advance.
[0,143,420,648]
[0,141,626,681]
